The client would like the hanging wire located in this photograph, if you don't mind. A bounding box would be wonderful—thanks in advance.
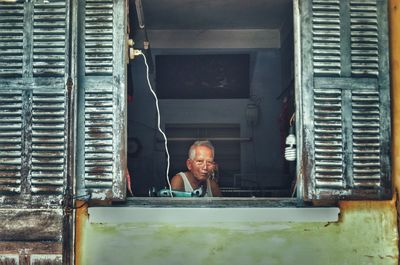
[139,52,173,195]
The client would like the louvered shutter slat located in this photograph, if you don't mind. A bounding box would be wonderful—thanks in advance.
[84,91,114,188]
[0,3,24,77]
[77,0,127,200]
[0,91,22,194]
[83,90,115,190]
[313,89,344,189]
[350,1,379,77]
[29,0,68,197]
[300,0,391,200]
[352,90,381,188]
[312,0,341,76]
[31,91,65,195]
[33,1,66,77]
[85,0,113,75]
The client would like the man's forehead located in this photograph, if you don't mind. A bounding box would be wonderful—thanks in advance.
[194,146,214,157]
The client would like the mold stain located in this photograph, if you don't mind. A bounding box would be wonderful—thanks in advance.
[81,203,398,265]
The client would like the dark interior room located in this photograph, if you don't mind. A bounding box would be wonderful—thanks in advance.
[127,0,295,197]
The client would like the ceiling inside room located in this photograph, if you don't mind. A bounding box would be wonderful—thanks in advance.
[134,0,293,30]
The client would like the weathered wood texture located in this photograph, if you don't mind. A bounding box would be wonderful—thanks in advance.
[0,253,62,265]
[75,0,127,201]
[0,242,62,254]
[0,0,70,206]
[0,208,64,264]
[298,0,391,200]
[0,209,63,241]
[0,2,70,264]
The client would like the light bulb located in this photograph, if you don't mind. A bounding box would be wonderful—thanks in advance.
[285,127,296,161]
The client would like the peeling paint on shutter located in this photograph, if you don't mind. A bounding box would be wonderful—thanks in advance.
[0,0,71,263]
[312,0,341,76]
[84,91,114,189]
[77,0,127,200]
[85,0,114,76]
[352,90,381,187]
[0,1,24,78]
[33,1,67,77]
[0,255,19,264]
[0,1,68,203]
[31,90,66,195]
[31,254,63,265]
[313,89,344,188]
[350,0,379,77]
[0,91,23,195]
[299,0,391,200]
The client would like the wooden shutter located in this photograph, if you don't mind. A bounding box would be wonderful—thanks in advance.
[0,0,69,205]
[298,0,391,200]
[0,0,70,263]
[76,0,127,200]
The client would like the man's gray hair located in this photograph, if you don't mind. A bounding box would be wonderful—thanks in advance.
[188,140,215,159]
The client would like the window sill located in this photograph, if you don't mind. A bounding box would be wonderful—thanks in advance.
[88,197,340,223]
[121,197,301,208]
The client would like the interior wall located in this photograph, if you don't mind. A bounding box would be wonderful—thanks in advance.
[127,2,301,196]
[127,46,288,195]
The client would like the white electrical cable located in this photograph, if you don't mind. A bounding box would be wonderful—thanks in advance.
[139,52,172,194]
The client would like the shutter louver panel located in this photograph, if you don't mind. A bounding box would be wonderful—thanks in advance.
[352,90,381,188]
[300,0,390,200]
[33,1,67,77]
[350,0,379,77]
[0,0,70,206]
[31,91,65,195]
[77,0,126,200]
[0,91,22,194]
[312,0,341,76]
[313,89,344,188]
[0,2,24,78]
[84,91,114,188]
[85,0,113,76]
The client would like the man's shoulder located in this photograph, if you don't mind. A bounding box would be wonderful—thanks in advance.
[171,173,185,190]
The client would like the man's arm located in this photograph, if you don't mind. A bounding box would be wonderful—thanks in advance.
[170,174,185,191]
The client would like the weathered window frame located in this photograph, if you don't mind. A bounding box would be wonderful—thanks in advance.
[121,0,392,207]
[121,0,301,207]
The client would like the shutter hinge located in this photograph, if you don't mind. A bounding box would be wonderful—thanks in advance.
[67,77,73,92]
[62,186,74,215]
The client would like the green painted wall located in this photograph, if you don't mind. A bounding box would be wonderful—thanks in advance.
[80,204,398,265]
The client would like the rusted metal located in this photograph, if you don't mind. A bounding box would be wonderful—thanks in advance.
[74,200,89,265]
[389,0,400,260]
[390,0,400,193]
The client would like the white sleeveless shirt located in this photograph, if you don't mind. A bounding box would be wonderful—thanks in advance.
[178,172,213,197]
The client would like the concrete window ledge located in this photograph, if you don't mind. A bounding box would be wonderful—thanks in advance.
[88,207,340,224]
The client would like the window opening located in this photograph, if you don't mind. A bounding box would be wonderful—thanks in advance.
[128,0,295,198]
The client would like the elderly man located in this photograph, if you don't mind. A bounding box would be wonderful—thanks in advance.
[170,140,221,197]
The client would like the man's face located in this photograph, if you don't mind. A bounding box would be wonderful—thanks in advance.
[187,146,214,182]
